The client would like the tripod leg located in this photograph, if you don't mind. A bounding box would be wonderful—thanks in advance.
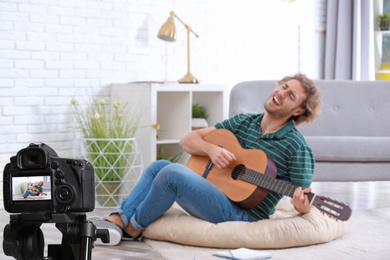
[78,221,97,260]
[80,237,93,260]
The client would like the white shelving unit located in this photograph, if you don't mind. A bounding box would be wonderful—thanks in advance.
[111,83,228,169]
[374,0,390,80]
[375,30,390,79]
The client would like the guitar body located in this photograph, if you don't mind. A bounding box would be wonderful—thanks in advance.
[29,186,39,195]
[187,129,277,209]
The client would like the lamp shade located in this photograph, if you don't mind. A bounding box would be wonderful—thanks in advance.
[157,16,176,42]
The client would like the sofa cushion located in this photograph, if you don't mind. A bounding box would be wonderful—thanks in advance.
[143,200,348,249]
[305,136,390,162]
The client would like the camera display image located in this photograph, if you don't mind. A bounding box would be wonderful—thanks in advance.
[11,176,51,201]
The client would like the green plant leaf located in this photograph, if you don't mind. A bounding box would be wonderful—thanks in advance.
[192,103,208,118]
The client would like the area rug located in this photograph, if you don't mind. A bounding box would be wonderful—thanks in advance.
[144,207,390,260]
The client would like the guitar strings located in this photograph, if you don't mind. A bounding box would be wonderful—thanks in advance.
[197,164,298,198]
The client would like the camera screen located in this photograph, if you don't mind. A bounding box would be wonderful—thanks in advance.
[11,176,51,201]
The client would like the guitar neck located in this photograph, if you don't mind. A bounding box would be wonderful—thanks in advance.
[241,168,315,201]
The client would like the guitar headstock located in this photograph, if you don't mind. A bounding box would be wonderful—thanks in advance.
[311,195,352,221]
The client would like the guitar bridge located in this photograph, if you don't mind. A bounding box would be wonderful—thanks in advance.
[201,145,222,179]
[202,160,214,178]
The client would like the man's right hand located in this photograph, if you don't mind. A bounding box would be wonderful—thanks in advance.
[208,145,236,169]
[180,127,236,169]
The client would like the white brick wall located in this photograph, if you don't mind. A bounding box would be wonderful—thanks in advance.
[0,0,324,202]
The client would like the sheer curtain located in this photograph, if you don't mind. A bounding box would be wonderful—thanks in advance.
[324,0,374,80]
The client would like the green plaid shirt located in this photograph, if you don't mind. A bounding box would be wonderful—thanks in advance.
[215,113,315,220]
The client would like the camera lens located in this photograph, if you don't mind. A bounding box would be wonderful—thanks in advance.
[55,185,74,205]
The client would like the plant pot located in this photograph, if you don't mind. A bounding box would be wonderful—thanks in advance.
[192,118,208,130]
[82,138,143,207]
[380,19,389,30]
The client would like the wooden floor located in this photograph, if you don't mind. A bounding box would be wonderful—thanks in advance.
[0,181,389,259]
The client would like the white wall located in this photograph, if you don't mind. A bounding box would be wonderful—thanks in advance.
[0,0,326,200]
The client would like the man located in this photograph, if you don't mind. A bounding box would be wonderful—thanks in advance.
[94,73,322,245]
[23,181,44,198]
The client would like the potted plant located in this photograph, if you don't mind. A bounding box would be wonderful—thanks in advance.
[379,12,389,30]
[19,183,26,197]
[157,146,184,163]
[70,97,144,207]
[192,103,209,130]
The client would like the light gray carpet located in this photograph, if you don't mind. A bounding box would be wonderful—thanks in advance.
[144,207,390,260]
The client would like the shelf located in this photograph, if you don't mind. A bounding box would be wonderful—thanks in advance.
[111,83,227,170]
[375,30,390,35]
[376,70,390,73]
[157,139,181,145]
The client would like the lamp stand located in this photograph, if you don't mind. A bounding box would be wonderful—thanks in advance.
[158,11,199,84]
[178,29,199,83]
[178,72,199,83]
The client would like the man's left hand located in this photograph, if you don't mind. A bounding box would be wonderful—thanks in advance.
[290,187,313,214]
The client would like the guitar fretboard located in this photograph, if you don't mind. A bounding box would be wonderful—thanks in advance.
[241,167,315,202]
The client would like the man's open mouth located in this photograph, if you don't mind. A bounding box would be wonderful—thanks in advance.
[273,95,281,105]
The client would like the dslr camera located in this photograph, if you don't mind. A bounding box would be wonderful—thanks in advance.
[2,144,109,260]
[3,143,95,213]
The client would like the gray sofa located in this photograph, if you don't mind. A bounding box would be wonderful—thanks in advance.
[229,80,390,182]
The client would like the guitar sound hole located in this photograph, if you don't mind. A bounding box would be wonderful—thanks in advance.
[232,164,246,180]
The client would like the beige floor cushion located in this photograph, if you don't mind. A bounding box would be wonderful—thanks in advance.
[143,200,349,249]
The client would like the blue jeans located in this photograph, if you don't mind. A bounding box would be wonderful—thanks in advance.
[24,190,38,197]
[111,160,255,230]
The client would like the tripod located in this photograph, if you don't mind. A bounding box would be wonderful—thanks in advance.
[3,213,109,260]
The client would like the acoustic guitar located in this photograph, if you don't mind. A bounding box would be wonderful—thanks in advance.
[187,129,352,221]
[29,186,39,195]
